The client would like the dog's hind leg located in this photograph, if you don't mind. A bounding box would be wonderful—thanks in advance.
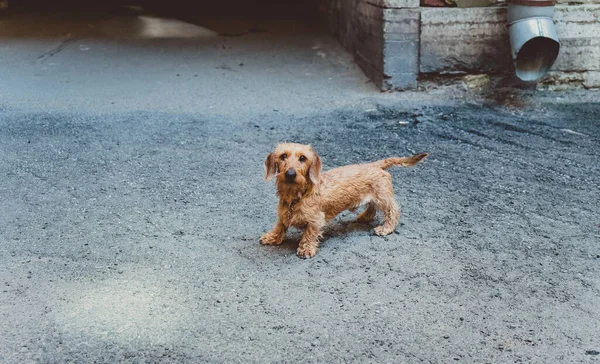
[357,201,377,223]
[373,199,400,236]
[372,174,400,236]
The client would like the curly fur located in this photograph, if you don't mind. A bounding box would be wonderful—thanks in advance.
[260,143,429,259]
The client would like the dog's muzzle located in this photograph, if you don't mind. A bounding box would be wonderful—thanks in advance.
[285,169,297,182]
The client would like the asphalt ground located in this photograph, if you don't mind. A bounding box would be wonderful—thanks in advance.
[1,2,599,363]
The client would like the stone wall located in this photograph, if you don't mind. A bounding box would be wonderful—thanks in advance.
[320,0,421,90]
[420,5,600,88]
[321,0,600,90]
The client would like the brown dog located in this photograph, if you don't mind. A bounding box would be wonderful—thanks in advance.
[260,143,429,258]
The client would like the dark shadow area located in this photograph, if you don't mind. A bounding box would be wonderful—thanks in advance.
[322,219,374,239]
[267,216,375,256]
[515,36,560,82]
[2,0,323,37]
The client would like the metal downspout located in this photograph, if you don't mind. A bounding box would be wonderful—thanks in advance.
[507,0,560,81]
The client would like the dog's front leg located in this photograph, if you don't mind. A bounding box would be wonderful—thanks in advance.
[297,221,323,259]
[260,219,287,245]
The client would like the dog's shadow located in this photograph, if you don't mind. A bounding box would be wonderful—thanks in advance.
[276,218,375,252]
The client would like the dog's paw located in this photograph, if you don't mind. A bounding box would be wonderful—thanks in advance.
[297,245,318,259]
[260,232,283,245]
[373,225,394,236]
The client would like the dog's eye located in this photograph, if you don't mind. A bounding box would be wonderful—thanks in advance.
[280,154,287,161]
[299,155,307,162]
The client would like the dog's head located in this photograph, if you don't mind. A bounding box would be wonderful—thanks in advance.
[264,143,322,195]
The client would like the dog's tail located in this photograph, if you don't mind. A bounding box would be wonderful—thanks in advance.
[374,153,429,170]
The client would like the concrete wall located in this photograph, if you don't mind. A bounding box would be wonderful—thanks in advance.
[320,0,421,90]
[420,8,510,74]
[321,0,600,90]
[420,4,600,88]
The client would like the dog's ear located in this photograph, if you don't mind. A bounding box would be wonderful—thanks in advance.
[309,152,321,184]
[264,152,277,181]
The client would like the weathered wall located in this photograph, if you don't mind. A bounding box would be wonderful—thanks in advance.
[419,4,600,87]
[420,6,599,70]
[321,0,600,89]
[320,0,359,52]
[420,8,511,74]
[320,0,421,90]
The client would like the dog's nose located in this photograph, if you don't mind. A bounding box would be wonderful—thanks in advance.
[285,169,297,181]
